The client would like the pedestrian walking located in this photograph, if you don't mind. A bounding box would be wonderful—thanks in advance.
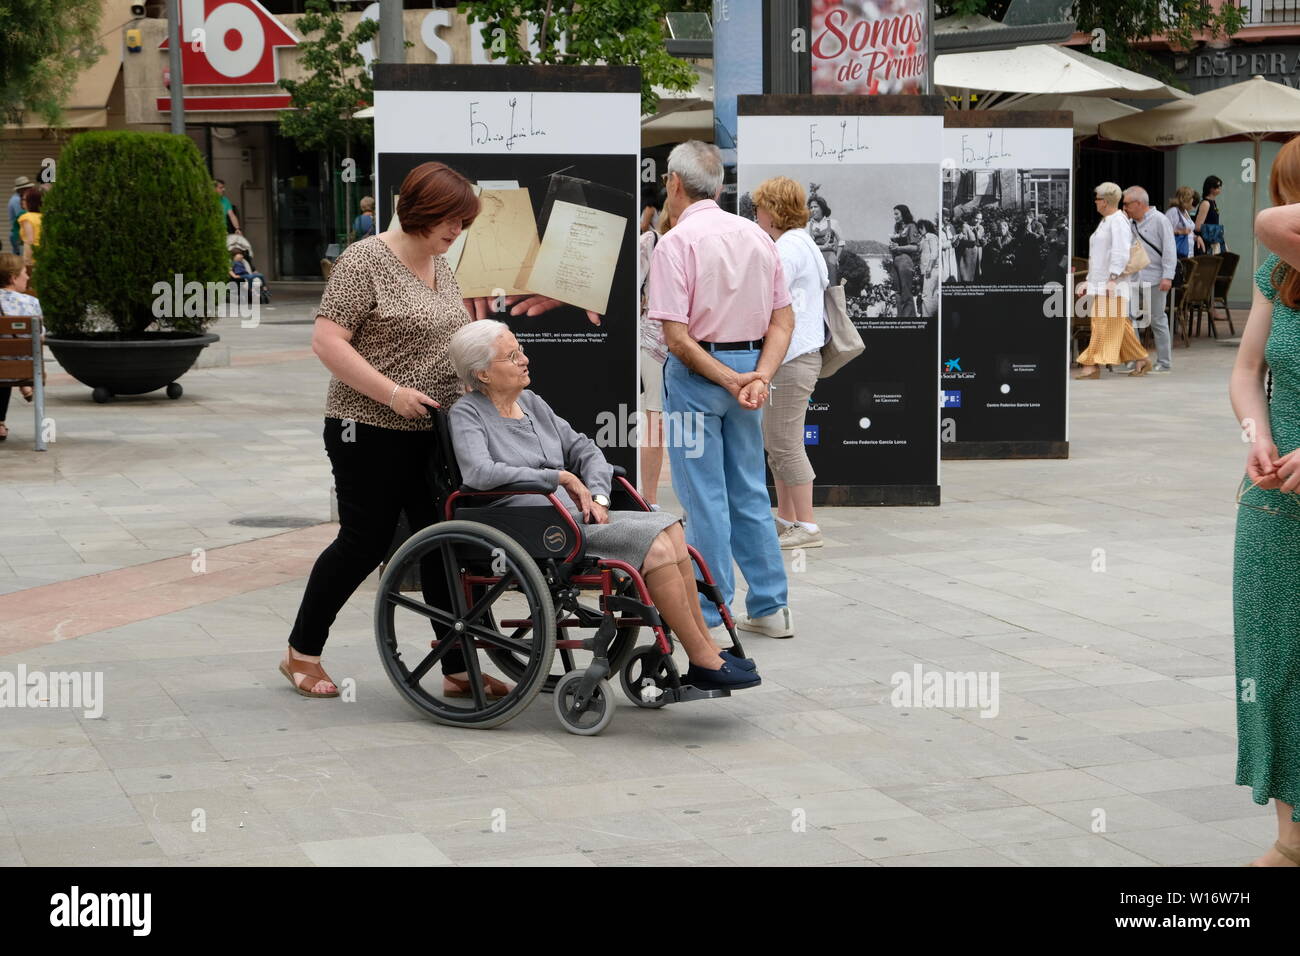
[1166,185,1200,258]
[1124,185,1177,374]
[282,162,492,699]
[646,141,796,639]
[1075,181,1150,379]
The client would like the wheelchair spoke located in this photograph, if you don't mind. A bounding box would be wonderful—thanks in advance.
[462,623,534,657]
[407,638,462,685]
[459,634,488,710]
[439,543,468,616]
[464,571,516,622]
[387,592,460,629]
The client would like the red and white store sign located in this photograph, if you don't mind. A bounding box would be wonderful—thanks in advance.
[158,0,298,111]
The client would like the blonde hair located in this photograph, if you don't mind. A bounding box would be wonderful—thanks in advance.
[1094,181,1122,206]
[1168,185,1196,212]
[752,176,810,231]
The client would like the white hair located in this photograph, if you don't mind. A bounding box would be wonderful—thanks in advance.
[448,319,509,393]
[667,140,723,201]
[1123,185,1149,206]
[1095,181,1122,205]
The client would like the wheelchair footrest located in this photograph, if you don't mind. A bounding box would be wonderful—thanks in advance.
[664,683,733,703]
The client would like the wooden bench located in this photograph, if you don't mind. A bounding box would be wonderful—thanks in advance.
[0,307,48,451]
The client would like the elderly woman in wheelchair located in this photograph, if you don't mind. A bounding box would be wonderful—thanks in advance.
[370,319,760,735]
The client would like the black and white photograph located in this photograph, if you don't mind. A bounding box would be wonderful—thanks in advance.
[738,164,942,318]
[942,166,1070,288]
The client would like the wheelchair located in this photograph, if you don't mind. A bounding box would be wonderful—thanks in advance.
[373,409,752,736]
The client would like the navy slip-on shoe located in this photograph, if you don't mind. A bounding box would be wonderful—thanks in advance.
[685,661,762,691]
[720,650,757,671]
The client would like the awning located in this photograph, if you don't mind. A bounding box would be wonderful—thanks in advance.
[937,44,1188,108]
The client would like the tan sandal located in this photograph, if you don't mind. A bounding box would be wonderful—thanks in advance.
[1129,358,1151,377]
[443,673,513,700]
[279,649,340,698]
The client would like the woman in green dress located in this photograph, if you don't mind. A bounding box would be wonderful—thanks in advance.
[1231,133,1300,866]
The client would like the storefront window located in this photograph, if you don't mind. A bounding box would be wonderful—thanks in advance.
[273,134,374,278]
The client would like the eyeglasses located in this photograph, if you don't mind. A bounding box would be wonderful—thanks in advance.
[493,346,527,367]
[1236,475,1300,523]
[661,172,674,188]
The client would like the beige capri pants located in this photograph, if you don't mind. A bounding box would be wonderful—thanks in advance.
[762,350,822,485]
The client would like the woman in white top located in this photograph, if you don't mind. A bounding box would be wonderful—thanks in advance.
[754,176,828,550]
[1166,185,1201,258]
[1076,181,1151,379]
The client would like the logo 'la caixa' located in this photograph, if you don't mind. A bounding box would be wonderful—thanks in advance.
[159,0,298,109]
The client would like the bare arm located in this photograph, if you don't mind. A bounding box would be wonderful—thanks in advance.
[312,317,438,418]
[1195,200,1210,231]
[756,305,794,383]
[1256,203,1300,267]
[1230,289,1280,488]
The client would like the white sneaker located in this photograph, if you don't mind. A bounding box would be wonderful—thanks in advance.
[1149,366,1172,375]
[780,525,823,550]
[775,518,794,538]
[737,606,794,639]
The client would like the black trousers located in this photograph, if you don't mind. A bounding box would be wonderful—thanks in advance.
[288,418,464,672]
[0,387,11,421]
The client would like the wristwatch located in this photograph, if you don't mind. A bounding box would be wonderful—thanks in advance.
[593,494,610,508]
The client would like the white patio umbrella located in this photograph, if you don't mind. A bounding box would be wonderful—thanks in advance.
[1099,75,1300,269]
[936,44,1189,109]
[991,92,1139,139]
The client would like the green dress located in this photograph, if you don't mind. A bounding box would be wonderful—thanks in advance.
[1235,252,1300,821]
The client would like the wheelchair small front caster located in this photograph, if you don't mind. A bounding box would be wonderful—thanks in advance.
[553,670,614,736]
[92,387,112,404]
[620,647,677,709]
[166,383,183,399]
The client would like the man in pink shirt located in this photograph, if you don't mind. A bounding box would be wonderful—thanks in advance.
[646,141,797,644]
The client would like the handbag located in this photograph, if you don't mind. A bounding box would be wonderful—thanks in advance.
[1203,222,1225,247]
[1123,221,1150,276]
[818,280,864,378]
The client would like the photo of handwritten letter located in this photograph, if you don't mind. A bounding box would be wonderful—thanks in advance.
[527,200,625,315]
[454,188,541,298]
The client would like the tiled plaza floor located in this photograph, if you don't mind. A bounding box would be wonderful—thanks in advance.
[0,300,1268,866]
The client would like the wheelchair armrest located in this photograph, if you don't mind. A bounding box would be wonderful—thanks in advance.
[457,481,557,495]
[610,465,627,479]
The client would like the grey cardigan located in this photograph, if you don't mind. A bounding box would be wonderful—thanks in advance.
[449,389,613,513]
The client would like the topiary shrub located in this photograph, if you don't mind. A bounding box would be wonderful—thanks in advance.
[36,131,229,337]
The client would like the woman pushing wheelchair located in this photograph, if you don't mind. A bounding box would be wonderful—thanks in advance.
[447,319,760,691]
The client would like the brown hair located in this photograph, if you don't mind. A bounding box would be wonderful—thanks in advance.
[395,162,479,237]
[1269,135,1300,308]
[0,252,25,287]
[752,176,810,231]
[21,187,42,213]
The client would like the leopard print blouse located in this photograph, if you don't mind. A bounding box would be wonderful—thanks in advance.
[319,235,471,431]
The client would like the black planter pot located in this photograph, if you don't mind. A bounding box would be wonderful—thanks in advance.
[45,332,220,403]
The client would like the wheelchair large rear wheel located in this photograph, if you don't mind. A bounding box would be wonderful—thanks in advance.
[375,520,555,729]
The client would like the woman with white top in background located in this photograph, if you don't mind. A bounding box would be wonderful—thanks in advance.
[753,176,827,550]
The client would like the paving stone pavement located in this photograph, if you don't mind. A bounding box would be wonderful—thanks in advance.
[0,298,1270,866]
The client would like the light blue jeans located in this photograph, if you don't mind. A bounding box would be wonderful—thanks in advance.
[663,350,788,627]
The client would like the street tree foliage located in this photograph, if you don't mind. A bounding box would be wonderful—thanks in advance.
[278,0,380,155]
[936,1,1244,77]
[0,0,104,132]
[462,0,699,115]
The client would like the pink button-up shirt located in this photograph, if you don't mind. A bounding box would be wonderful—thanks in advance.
[646,199,791,343]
